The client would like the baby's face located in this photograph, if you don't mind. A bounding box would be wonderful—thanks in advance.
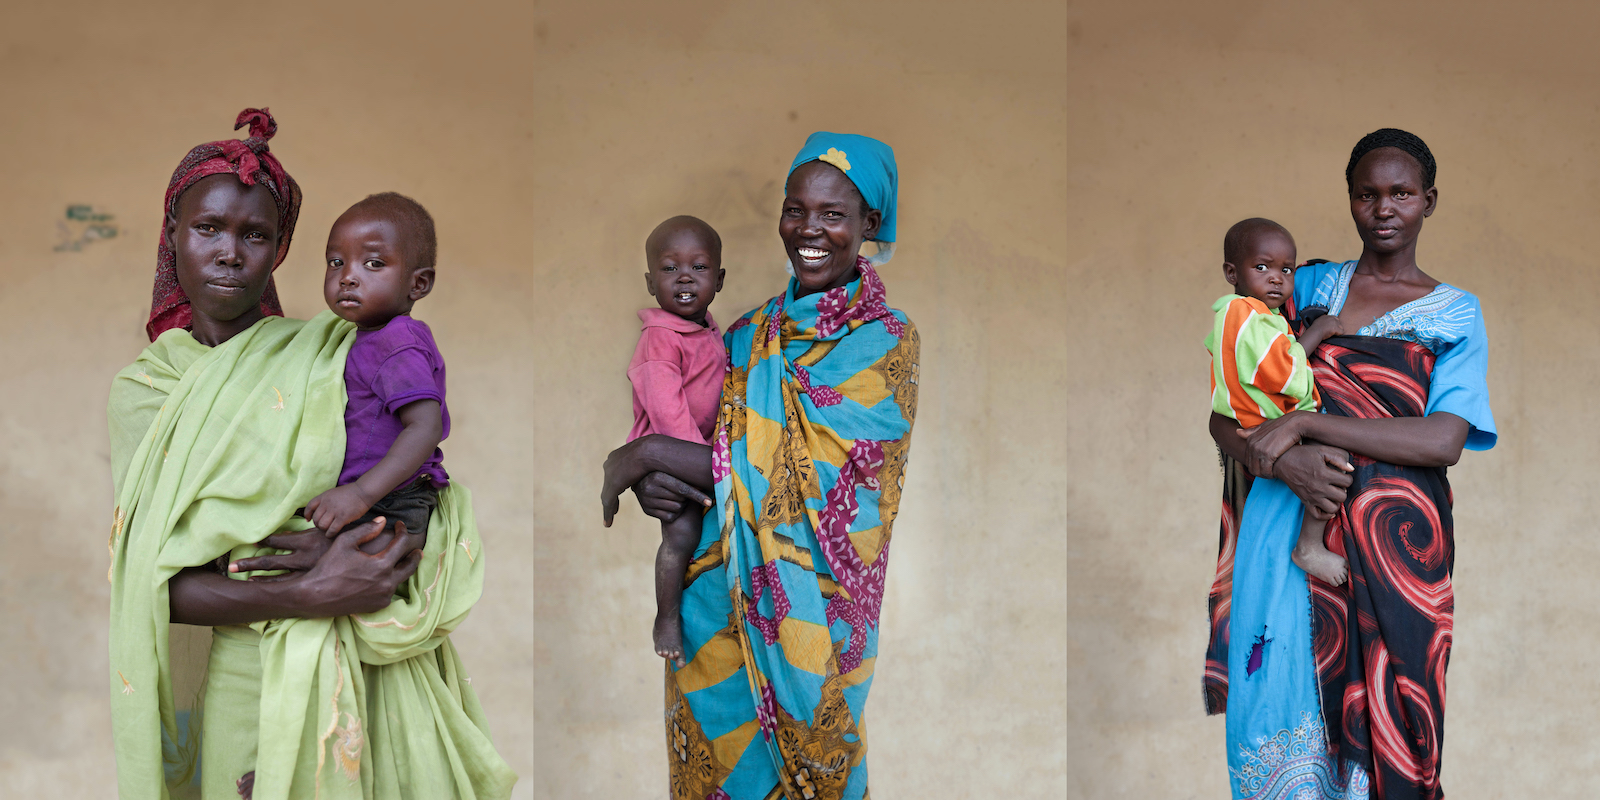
[646,228,724,324]
[324,210,432,330]
[1225,230,1297,310]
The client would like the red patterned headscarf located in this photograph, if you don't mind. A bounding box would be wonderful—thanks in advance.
[147,108,302,341]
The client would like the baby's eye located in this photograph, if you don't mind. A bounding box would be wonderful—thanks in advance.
[692,263,707,270]
[364,259,384,269]
[661,264,677,272]
[327,259,343,269]
[1253,264,1268,271]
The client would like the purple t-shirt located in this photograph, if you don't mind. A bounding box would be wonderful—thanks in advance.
[339,315,450,488]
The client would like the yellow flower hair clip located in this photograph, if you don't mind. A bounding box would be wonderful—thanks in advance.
[818,147,851,172]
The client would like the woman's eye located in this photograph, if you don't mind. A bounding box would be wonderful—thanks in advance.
[783,207,801,217]
[1396,191,1409,199]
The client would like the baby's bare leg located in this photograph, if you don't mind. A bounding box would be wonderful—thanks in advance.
[1293,505,1348,586]
[654,508,702,668]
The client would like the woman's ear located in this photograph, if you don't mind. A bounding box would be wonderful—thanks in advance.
[163,214,177,251]
[862,208,882,242]
[1422,185,1439,218]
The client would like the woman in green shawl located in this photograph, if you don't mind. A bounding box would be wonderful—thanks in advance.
[108,109,514,799]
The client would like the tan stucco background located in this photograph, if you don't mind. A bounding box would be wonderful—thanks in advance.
[1068,2,1600,797]
[0,1,1067,797]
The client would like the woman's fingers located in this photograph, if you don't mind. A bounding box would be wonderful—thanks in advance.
[351,517,387,547]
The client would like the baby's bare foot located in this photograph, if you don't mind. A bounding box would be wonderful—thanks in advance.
[1294,543,1349,586]
[655,613,686,668]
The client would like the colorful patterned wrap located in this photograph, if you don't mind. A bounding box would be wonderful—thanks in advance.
[147,108,302,341]
[665,257,918,800]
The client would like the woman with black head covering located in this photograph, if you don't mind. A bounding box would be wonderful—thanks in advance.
[1206,129,1495,799]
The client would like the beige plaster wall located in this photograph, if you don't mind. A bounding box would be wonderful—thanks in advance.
[0,1,1068,797]
[1068,2,1600,797]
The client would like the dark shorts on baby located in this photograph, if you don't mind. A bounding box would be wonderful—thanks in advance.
[354,478,440,539]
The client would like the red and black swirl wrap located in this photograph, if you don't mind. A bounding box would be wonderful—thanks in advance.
[1308,328,1453,800]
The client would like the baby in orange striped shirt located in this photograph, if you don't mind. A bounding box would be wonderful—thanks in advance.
[1205,218,1349,586]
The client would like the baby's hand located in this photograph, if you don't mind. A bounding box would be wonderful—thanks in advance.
[1308,313,1345,337]
[305,485,374,537]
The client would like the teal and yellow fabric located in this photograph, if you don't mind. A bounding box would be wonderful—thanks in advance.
[667,259,918,800]
[107,311,513,799]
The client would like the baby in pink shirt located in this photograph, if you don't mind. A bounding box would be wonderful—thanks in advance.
[628,215,726,666]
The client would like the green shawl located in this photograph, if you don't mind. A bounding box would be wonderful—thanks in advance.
[108,311,513,799]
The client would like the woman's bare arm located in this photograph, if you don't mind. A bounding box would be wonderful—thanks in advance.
[1210,412,1353,519]
[1241,409,1469,471]
[602,434,714,526]
[168,519,423,626]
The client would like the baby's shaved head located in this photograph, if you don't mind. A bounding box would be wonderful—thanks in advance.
[646,215,722,265]
[347,192,437,271]
[1223,218,1293,265]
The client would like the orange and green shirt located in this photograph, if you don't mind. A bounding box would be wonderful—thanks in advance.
[1204,294,1319,428]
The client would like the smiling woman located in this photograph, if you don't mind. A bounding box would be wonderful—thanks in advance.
[602,132,918,800]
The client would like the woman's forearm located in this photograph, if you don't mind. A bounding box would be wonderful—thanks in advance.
[1299,411,1469,468]
[1209,413,1255,473]
[168,566,303,626]
[636,435,715,491]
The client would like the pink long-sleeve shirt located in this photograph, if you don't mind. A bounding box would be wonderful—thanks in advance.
[627,307,725,445]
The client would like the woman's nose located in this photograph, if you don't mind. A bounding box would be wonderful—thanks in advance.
[215,236,241,265]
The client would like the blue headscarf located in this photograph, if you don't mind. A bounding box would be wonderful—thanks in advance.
[788,132,898,243]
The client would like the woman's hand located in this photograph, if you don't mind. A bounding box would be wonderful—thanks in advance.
[603,435,716,526]
[1273,444,1354,519]
[602,438,652,526]
[1237,410,1313,477]
[631,471,713,522]
[229,517,424,618]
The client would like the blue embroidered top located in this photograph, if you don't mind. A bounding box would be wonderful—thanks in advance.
[1295,259,1497,450]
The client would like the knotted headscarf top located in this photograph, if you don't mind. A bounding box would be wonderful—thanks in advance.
[787,132,899,243]
[147,108,302,341]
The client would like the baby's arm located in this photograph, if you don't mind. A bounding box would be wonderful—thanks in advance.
[1295,313,1344,358]
[306,400,444,535]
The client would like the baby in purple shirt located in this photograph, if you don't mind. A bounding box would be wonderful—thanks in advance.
[305,192,449,541]
[629,215,726,666]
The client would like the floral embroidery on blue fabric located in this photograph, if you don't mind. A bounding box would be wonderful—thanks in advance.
[1312,261,1471,354]
[1232,712,1370,800]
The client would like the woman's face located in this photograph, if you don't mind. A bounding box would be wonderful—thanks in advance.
[1349,148,1437,257]
[165,174,280,339]
[780,161,882,297]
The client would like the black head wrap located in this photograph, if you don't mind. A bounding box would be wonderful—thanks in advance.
[1345,128,1436,191]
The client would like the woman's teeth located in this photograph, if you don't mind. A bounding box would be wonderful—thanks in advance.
[797,247,829,262]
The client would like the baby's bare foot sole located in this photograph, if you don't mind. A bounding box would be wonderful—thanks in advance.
[1293,545,1349,587]
[654,614,686,668]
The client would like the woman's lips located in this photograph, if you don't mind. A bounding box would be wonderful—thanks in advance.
[208,280,247,294]
[796,246,829,265]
